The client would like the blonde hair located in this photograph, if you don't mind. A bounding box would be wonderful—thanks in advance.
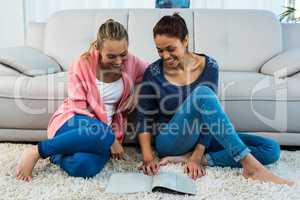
[82,19,128,57]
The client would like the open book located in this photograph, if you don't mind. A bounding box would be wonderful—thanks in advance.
[105,172,197,195]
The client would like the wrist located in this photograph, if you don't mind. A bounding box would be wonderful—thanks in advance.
[188,155,202,164]
[112,138,121,146]
[112,138,117,145]
[138,133,154,162]
[140,145,153,161]
[142,152,155,162]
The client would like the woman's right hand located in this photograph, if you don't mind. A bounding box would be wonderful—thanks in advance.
[138,156,160,176]
[138,133,159,175]
[110,139,125,160]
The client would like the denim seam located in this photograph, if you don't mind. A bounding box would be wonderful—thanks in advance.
[205,153,215,166]
[233,148,251,162]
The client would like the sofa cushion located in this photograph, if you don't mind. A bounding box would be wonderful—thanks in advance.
[219,72,288,101]
[0,72,67,100]
[0,73,67,130]
[1,71,299,140]
[194,9,282,72]
[0,71,291,109]
[287,72,300,101]
[128,10,160,63]
[0,64,20,76]
[260,48,300,79]
[0,72,139,142]
[43,9,282,72]
[0,47,62,76]
[44,10,128,71]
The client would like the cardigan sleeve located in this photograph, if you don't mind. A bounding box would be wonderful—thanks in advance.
[67,58,88,110]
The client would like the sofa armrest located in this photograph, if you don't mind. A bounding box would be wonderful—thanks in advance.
[260,48,300,79]
[26,22,46,51]
[282,23,300,51]
[0,46,62,77]
[0,63,20,76]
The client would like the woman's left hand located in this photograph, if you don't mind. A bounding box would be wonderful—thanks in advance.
[184,159,206,180]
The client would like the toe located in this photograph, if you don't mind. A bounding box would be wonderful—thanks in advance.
[288,181,295,187]
[16,168,20,176]
[17,174,24,181]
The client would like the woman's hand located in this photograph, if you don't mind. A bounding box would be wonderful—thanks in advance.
[119,94,137,113]
[138,155,160,176]
[110,139,125,160]
[119,84,141,113]
[184,158,206,180]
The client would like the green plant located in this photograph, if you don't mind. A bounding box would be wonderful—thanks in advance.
[279,6,300,22]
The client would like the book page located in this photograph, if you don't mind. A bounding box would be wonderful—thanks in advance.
[152,172,197,195]
[105,173,153,194]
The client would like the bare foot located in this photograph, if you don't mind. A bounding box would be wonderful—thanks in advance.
[159,152,192,166]
[16,146,40,182]
[241,154,294,186]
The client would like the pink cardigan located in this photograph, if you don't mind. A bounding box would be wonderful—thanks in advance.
[47,48,148,141]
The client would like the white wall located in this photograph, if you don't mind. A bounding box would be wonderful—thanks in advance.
[0,0,25,48]
[191,0,285,15]
[25,0,155,22]
[26,0,285,23]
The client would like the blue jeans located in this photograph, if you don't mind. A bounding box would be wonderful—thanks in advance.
[38,114,115,178]
[155,85,280,167]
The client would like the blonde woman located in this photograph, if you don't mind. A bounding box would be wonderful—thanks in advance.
[16,19,148,181]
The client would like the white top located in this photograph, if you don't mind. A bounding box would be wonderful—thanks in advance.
[96,78,124,125]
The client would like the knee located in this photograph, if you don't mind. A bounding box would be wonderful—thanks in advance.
[155,135,195,157]
[261,138,281,165]
[66,161,99,178]
[155,138,170,157]
[194,85,215,96]
[87,120,115,150]
[76,115,114,136]
[192,85,217,104]
[65,154,108,178]
[155,135,177,157]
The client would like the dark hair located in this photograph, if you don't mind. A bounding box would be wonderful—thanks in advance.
[153,13,188,41]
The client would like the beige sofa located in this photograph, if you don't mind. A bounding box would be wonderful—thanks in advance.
[0,9,300,145]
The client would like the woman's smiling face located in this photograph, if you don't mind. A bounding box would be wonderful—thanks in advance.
[154,34,188,69]
[100,38,128,71]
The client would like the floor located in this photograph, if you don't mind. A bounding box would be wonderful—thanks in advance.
[1,143,300,200]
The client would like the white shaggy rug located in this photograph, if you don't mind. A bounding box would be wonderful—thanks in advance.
[1,143,300,200]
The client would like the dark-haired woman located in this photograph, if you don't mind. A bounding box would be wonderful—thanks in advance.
[137,13,293,186]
